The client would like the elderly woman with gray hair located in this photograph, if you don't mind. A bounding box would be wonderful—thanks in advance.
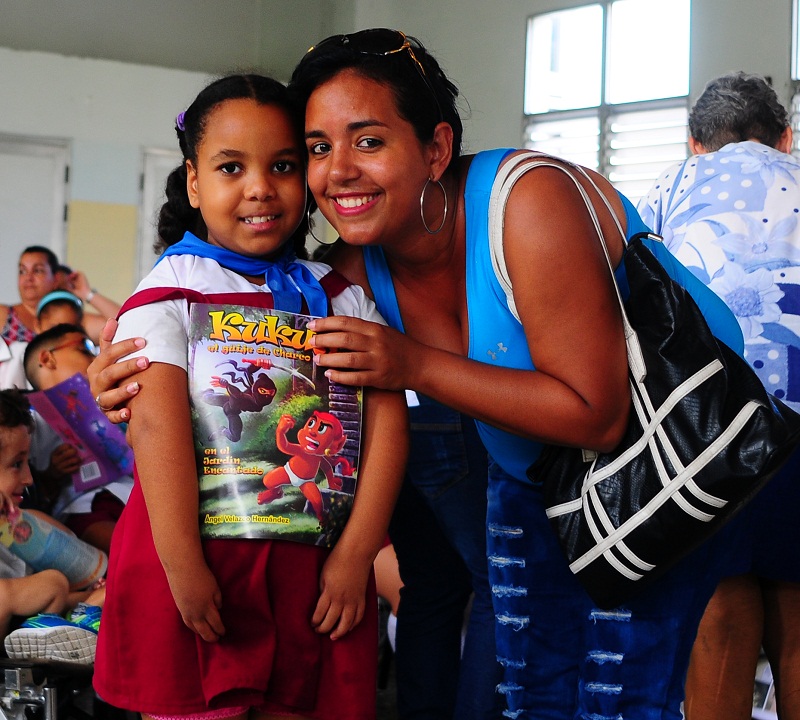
[639,71,800,720]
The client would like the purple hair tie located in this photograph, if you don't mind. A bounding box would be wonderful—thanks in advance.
[176,111,186,131]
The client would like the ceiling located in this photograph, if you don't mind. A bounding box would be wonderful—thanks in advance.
[0,0,340,79]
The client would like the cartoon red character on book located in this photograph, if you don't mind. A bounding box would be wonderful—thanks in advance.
[257,411,354,522]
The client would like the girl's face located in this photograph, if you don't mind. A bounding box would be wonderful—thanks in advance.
[0,426,32,510]
[18,252,56,304]
[187,99,306,259]
[304,69,433,248]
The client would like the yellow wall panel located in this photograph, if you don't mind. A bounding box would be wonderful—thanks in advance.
[66,201,137,304]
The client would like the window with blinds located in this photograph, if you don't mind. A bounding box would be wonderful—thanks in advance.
[523,0,690,203]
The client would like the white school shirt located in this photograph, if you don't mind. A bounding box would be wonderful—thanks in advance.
[114,254,386,370]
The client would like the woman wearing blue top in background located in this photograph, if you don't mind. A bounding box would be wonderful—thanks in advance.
[92,30,745,719]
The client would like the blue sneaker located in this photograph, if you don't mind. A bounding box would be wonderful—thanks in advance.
[68,603,101,633]
[4,614,96,664]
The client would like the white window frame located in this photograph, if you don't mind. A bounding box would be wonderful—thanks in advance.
[523,1,690,198]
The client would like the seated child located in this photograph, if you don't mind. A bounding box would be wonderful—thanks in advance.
[26,409,82,512]
[36,291,85,335]
[0,388,103,664]
[23,325,132,554]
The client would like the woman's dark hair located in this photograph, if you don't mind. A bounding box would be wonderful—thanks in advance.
[21,245,59,275]
[0,389,34,435]
[289,29,464,166]
[156,73,312,259]
[689,72,790,152]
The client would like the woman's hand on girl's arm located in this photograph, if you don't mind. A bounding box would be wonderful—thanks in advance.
[127,361,224,643]
[313,387,408,640]
[88,319,149,424]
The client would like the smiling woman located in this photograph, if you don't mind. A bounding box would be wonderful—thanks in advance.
[0,246,59,345]
[290,28,746,720]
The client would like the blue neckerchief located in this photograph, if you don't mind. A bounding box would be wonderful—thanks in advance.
[156,231,327,317]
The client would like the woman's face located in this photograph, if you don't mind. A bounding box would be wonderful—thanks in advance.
[304,69,432,248]
[18,252,56,304]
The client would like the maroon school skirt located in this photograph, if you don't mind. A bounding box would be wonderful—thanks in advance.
[94,478,377,718]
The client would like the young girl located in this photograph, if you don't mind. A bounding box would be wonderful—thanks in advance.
[91,75,407,720]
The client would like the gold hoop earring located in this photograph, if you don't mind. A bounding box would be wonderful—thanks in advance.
[420,178,448,235]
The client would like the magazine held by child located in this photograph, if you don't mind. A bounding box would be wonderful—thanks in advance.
[188,303,362,548]
[28,374,134,493]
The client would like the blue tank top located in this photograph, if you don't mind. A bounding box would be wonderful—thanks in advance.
[364,149,744,481]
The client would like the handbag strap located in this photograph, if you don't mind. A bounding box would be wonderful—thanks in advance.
[488,150,646,383]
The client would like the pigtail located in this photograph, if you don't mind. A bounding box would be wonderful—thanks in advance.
[155,164,203,254]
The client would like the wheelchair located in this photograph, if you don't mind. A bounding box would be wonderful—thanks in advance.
[0,658,127,720]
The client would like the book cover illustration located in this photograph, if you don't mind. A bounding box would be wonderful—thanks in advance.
[28,374,134,493]
[189,303,362,548]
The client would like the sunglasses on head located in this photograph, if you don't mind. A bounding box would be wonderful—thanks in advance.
[48,336,97,357]
[306,29,443,122]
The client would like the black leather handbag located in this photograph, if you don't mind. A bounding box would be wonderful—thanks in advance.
[530,232,800,608]
[489,151,800,610]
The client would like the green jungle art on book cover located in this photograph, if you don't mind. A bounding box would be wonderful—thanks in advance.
[188,303,362,548]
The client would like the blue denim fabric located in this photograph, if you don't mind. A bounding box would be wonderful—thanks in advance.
[487,460,738,720]
[717,443,800,582]
[389,395,504,719]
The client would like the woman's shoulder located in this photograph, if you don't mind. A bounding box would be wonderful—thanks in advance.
[497,151,621,216]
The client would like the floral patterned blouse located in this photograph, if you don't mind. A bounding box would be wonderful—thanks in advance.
[638,141,800,409]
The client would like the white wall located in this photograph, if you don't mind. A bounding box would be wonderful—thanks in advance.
[0,47,209,205]
[0,0,796,300]
[0,48,212,301]
[690,0,793,105]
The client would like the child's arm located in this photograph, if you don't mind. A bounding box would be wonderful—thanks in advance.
[311,386,408,640]
[126,362,225,643]
[0,570,71,637]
